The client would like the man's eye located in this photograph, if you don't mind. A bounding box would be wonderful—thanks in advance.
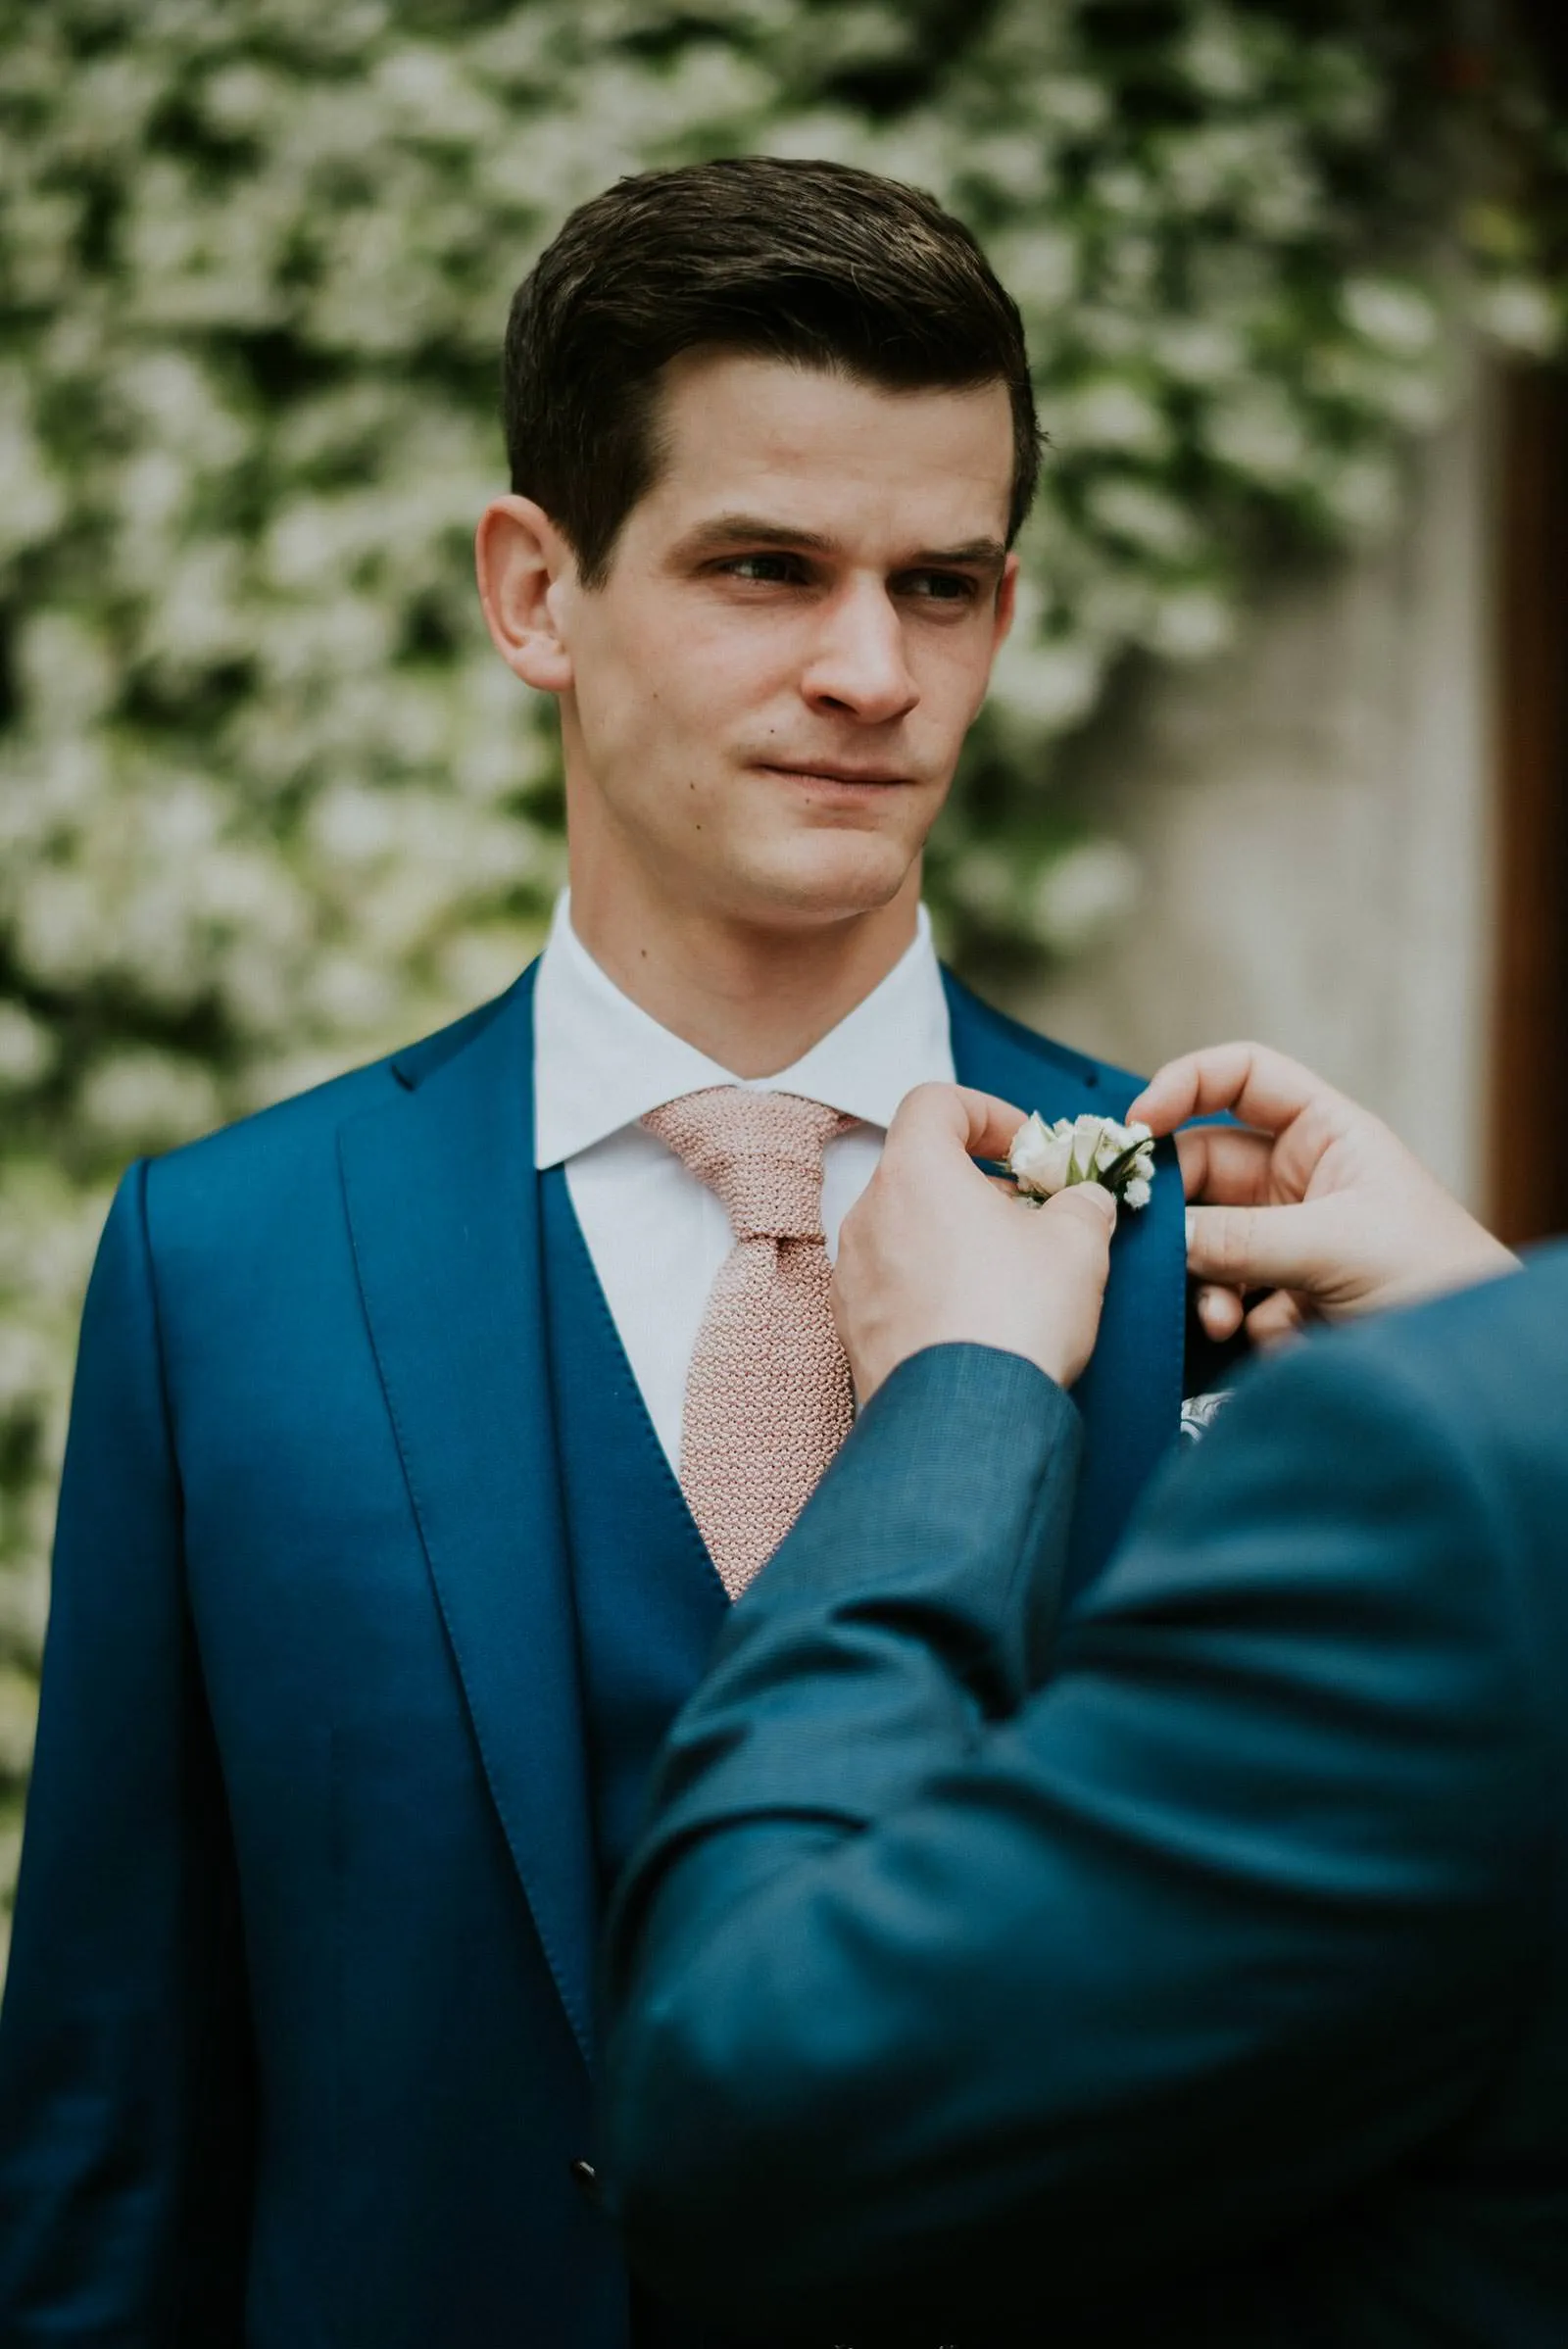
[721,554,801,584]
[903,571,980,603]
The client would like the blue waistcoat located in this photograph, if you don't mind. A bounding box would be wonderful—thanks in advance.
[540,1164,728,1897]
[541,1166,749,2349]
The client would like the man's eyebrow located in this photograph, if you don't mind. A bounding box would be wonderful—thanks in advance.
[675,514,1008,570]
[914,537,1008,571]
[677,514,840,557]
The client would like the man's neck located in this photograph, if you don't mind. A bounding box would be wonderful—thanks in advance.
[565,870,923,1079]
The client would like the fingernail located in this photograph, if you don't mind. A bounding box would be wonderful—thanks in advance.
[1185,1209,1196,1249]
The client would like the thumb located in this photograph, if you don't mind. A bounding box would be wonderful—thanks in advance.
[1042,1179,1118,1237]
[1035,1181,1118,1270]
[1185,1199,1338,1296]
[1031,1182,1117,1390]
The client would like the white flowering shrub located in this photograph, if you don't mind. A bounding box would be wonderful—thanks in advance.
[0,0,1561,1934]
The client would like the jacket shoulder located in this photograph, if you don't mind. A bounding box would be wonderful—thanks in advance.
[141,975,531,1227]
[1306,1242,1568,1433]
[1186,1249,1568,1640]
[1340,1244,1568,1501]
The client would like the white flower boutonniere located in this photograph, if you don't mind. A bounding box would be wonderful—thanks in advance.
[1007,1110,1157,1211]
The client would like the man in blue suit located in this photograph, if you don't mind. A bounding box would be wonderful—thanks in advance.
[603,1048,1564,2346]
[0,162,1194,2345]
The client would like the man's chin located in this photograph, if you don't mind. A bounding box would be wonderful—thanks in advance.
[717,835,926,929]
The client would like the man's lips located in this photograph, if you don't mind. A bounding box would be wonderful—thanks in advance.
[754,759,914,787]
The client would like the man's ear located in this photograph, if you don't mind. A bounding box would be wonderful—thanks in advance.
[474,494,576,694]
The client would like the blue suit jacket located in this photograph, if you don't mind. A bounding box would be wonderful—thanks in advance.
[0,961,1185,2346]
[604,1251,1568,2346]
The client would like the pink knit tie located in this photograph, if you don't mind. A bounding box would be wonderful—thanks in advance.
[640,1089,859,1598]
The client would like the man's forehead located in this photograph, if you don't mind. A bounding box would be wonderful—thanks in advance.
[647,349,1014,535]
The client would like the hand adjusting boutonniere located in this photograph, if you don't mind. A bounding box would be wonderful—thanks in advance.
[1007,1111,1157,1213]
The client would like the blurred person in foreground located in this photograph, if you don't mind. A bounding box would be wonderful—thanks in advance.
[603,1045,1567,2348]
[0,161,1204,2347]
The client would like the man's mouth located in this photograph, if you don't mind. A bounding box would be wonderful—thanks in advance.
[755,760,912,789]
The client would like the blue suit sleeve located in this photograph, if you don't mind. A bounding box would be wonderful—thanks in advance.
[0,1162,252,2345]
[602,1333,1546,2339]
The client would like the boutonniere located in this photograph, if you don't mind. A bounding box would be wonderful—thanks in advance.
[1007,1111,1156,1212]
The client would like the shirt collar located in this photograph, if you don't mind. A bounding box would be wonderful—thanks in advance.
[532,891,954,1170]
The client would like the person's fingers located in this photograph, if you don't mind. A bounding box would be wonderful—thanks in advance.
[956,1085,1035,1165]
[1033,1180,1118,1253]
[1129,1043,1353,1143]
[882,1081,1029,1173]
[1174,1124,1277,1206]
[1184,1199,1339,1294]
[1245,1289,1309,1347]
[1032,1184,1121,1240]
[1196,1284,1246,1342]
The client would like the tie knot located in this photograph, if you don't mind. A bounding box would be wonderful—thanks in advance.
[641,1088,856,1241]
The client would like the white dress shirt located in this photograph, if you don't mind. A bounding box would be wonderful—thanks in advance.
[533,892,956,1475]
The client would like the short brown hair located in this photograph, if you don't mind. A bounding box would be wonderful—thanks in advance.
[502,156,1040,586]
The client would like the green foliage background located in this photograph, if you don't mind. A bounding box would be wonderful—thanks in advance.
[0,0,1561,1947]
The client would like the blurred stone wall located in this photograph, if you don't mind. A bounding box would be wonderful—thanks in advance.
[1029,361,1495,1205]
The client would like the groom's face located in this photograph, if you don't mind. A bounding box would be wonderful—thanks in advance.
[552,350,1018,929]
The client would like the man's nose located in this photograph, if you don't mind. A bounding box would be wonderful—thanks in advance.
[800,583,919,724]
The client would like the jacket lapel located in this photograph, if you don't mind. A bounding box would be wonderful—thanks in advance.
[945,970,1187,1590]
[338,965,597,2072]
